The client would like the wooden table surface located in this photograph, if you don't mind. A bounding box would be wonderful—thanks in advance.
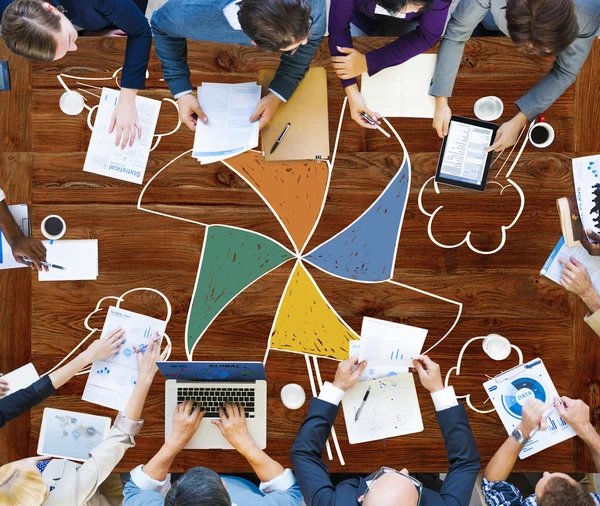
[1,36,599,473]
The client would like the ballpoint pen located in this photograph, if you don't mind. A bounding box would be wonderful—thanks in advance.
[354,386,372,422]
[270,122,291,154]
[22,257,66,270]
[360,112,391,138]
[133,335,163,354]
[528,405,557,439]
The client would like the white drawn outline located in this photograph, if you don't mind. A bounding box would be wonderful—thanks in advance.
[444,336,523,414]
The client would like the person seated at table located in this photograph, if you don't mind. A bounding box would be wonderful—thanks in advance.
[557,255,600,338]
[0,336,165,505]
[122,401,303,505]
[482,396,600,505]
[1,0,152,149]
[0,186,47,271]
[290,355,480,506]
[150,0,326,132]
[0,327,126,428]
[430,0,600,151]
[328,0,451,128]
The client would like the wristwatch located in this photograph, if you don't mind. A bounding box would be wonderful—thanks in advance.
[512,428,529,445]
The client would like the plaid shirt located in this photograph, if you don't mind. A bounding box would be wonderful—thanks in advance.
[482,478,600,506]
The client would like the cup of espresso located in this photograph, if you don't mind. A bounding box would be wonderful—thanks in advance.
[41,215,66,241]
[529,122,555,148]
[482,334,512,361]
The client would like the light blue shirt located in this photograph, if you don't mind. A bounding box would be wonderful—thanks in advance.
[122,466,303,506]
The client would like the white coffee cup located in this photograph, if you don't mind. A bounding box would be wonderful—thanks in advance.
[474,96,504,121]
[281,383,306,410]
[528,122,555,148]
[41,215,66,241]
[482,334,512,361]
[59,91,84,116]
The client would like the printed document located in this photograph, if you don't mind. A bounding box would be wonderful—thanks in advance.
[38,239,98,281]
[193,82,261,163]
[573,155,600,235]
[541,236,600,293]
[349,340,408,382]
[1,363,39,396]
[83,306,167,411]
[342,374,424,444]
[484,358,576,458]
[0,204,29,269]
[83,88,161,184]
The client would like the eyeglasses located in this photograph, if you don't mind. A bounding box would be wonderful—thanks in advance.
[360,467,423,505]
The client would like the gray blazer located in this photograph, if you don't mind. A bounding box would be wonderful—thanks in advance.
[429,0,600,120]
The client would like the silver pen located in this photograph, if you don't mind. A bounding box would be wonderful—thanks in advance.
[360,112,391,138]
[23,257,66,270]
[354,386,372,422]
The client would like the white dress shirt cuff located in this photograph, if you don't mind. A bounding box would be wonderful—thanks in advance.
[114,412,144,436]
[430,386,459,411]
[0,188,5,202]
[267,88,287,103]
[318,381,345,406]
[174,89,193,100]
[130,464,171,495]
[259,468,297,494]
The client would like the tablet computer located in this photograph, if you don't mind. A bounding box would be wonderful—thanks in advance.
[435,115,498,192]
[38,408,111,462]
[0,61,10,92]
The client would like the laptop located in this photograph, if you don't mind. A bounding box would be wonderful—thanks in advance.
[157,361,267,450]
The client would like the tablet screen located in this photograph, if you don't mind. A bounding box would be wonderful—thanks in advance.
[439,120,494,186]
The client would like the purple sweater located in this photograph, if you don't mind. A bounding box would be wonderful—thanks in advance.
[328,0,450,87]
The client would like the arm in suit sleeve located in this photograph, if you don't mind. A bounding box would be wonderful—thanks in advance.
[289,397,340,506]
[0,376,55,428]
[436,404,481,506]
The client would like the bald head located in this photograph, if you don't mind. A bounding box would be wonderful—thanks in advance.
[362,472,419,506]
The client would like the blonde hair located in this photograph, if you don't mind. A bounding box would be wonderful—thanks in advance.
[0,462,48,506]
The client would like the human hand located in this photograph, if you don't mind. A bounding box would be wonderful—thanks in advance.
[554,396,591,437]
[134,332,169,384]
[249,93,282,130]
[346,85,381,129]
[518,398,547,436]
[109,90,141,149]
[581,229,600,256]
[0,374,9,398]
[168,400,205,450]
[332,47,368,80]
[558,256,595,298]
[412,355,444,393]
[432,97,451,138]
[81,328,126,364]
[212,402,255,454]
[106,28,126,37]
[10,235,48,271]
[332,356,367,392]
[177,93,208,131]
[486,112,529,152]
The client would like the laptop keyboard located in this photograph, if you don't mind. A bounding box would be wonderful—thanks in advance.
[177,386,256,418]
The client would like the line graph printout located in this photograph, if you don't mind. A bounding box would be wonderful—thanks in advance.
[83,306,166,411]
[358,317,427,368]
[342,374,423,444]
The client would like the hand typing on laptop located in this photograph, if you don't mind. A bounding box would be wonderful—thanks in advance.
[213,402,256,455]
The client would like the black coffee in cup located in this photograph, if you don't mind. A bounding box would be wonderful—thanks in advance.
[44,216,64,236]
[530,125,550,145]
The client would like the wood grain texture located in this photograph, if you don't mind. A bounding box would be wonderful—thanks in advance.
[0,35,599,473]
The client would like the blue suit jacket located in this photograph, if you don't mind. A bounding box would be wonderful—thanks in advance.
[290,398,480,506]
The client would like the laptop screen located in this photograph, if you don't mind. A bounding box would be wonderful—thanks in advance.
[157,361,266,382]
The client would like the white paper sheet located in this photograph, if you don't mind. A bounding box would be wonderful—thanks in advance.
[484,358,576,459]
[573,154,600,235]
[349,341,409,381]
[0,204,29,270]
[361,54,437,118]
[1,363,39,396]
[83,88,161,184]
[83,306,166,411]
[541,236,600,293]
[38,240,98,281]
[342,374,424,444]
[357,317,427,368]
[193,82,261,163]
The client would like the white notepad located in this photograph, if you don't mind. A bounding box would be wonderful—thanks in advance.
[342,374,423,444]
[83,88,161,184]
[361,54,437,118]
[38,240,98,281]
[0,204,29,270]
[1,363,39,396]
